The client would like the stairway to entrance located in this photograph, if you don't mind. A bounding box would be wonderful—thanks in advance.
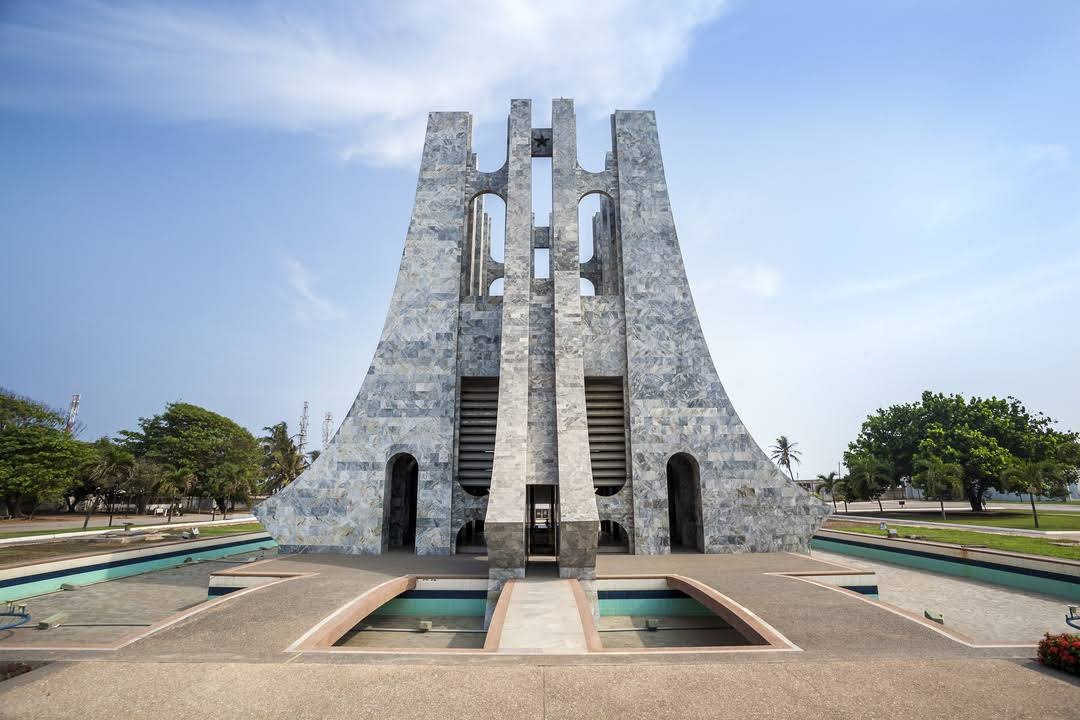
[495,577,589,653]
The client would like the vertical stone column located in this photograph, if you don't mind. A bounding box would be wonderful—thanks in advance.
[551,99,599,580]
[614,111,828,554]
[485,100,533,607]
[254,111,470,555]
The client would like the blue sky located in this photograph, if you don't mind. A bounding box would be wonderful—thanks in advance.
[2,1,1078,478]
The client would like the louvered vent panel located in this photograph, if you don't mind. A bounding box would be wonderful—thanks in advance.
[585,377,627,488]
[457,377,499,488]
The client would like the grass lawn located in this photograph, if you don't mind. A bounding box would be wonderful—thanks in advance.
[824,520,1080,561]
[0,519,263,540]
[832,510,1080,531]
[0,522,267,567]
[194,522,264,536]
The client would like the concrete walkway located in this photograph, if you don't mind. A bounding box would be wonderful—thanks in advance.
[496,578,587,653]
[836,514,1080,538]
[812,549,1075,643]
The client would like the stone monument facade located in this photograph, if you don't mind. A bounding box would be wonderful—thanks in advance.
[255,99,830,589]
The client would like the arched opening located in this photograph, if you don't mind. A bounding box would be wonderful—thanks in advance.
[455,519,486,554]
[579,278,595,296]
[597,519,630,553]
[666,453,704,553]
[467,192,506,263]
[577,193,603,263]
[385,453,418,551]
[488,277,504,296]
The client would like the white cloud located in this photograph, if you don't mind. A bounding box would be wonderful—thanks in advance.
[0,1,728,166]
[728,264,781,298]
[1023,144,1070,167]
[281,256,345,323]
[828,269,942,299]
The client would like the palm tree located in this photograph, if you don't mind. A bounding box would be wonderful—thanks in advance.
[260,422,307,495]
[84,438,134,528]
[846,455,894,513]
[1001,459,1068,529]
[769,436,802,485]
[912,455,963,521]
[816,472,839,511]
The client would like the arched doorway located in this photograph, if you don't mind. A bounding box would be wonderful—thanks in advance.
[455,520,486,554]
[666,453,703,552]
[385,454,418,550]
[597,519,630,553]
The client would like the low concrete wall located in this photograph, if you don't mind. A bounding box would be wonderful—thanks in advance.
[813,528,1080,600]
[0,532,275,602]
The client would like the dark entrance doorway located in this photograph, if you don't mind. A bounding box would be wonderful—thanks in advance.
[385,453,418,550]
[666,453,703,552]
[527,485,558,557]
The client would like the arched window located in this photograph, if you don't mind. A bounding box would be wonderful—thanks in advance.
[666,453,703,553]
[488,277,504,296]
[577,193,603,263]
[469,192,506,263]
[384,453,418,551]
[579,278,595,296]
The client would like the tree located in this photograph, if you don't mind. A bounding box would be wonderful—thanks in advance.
[816,472,840,511]
[912,454,964,521]
[769,435,802,485]
[80,437,134,528]
[0,388,67,432]
[260,422,307,494]
[844,454,894,512]
[120,402,262,519]
[1001,459,1071,529]
[833,475,852,513]
[0,425,89,518]
[127,457,169,516]
[847,392,1080,511]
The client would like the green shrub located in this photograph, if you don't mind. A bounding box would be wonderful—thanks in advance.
[1037,633,1080,675]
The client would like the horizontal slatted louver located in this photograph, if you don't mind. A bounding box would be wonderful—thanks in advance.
[585,377,627,489]
[457,377,499,489]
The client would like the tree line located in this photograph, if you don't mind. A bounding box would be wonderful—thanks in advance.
[0,388,310,522]
[813,391,1080,525]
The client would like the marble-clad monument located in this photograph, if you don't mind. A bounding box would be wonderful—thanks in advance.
[255,99,830,590]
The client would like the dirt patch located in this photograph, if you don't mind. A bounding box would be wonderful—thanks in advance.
[0,660,48,683]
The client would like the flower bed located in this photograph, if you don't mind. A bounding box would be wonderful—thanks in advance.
[1037,633,1080,675]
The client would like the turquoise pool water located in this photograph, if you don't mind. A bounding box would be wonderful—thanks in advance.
[812,537,1079,601]
[0,536,277,603]
[598,589,712,617]
[369,590,486,617]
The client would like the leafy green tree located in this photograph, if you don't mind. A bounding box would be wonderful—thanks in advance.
[0,388,67,432]
[260,422,307,494]
[126,457,169,516]
[833,475,852,513]
[769,435,802,484]
[120,402,261,519]
[80,437,134,528]
[848,391,1080,510]
[815,472,840,511]
[1001,459,1072,529]
[0,426,89,518]
[844,454,894,512]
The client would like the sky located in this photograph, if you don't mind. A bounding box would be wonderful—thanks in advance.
[1,0,1078,479]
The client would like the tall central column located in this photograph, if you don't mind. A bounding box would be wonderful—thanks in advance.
[485,99,533,609]
[551,99,599,580]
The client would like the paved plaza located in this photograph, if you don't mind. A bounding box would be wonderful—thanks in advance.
[812,550,1074,643]
[1,549,1078,718]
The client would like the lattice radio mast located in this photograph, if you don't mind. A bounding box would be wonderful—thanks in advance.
[321,412,333,449]
[65,394,81,435]
[297,401,310,453]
